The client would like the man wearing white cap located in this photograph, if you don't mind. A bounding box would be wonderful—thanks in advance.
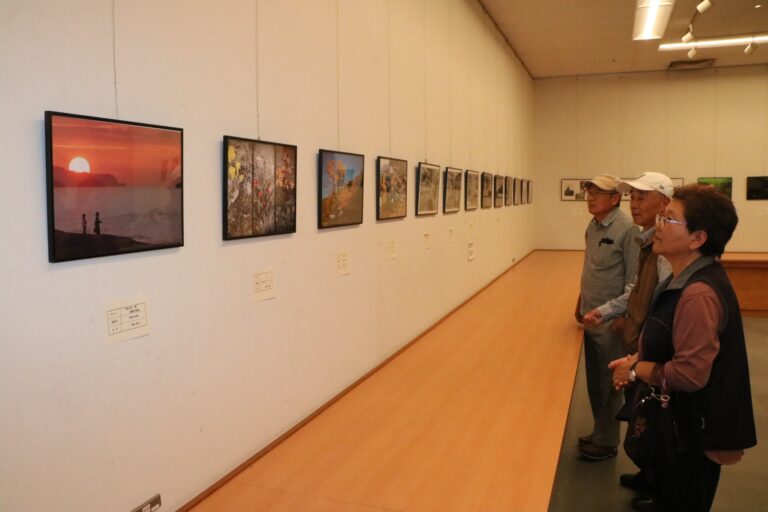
[583,172,674,511]
[576,174,640,461]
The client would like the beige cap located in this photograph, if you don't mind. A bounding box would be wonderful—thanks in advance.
[618,172,674,198]
[585,174,620,191]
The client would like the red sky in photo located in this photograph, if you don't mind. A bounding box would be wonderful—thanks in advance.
[51,115,181,186]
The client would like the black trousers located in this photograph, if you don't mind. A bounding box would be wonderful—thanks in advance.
[652,450,721,512]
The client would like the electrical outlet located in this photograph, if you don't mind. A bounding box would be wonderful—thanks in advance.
[423,232,431,249]
[131,494,161,512]
[337,251,351,275]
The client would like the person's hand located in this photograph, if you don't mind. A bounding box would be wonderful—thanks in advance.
[608,355,634,390]
[582,309,603,328]
[611,316,625,335]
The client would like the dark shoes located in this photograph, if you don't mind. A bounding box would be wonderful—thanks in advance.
[620,471,652,494]
[578,442,617,461]
[631,495,655,512]
[577,434,592,446]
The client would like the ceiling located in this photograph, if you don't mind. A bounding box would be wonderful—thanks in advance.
[479,0,768,78]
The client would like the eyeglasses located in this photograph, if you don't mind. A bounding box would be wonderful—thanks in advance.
[655,214,687,229]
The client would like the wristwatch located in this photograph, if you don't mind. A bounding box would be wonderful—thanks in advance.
[628,361,639,383]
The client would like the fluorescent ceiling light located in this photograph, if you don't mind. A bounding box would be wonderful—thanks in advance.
[659,35,768,50]
[633,0,676,40]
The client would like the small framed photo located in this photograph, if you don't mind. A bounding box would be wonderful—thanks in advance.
[45,111,183,263]
[318,149,365,229]
[512,178,520,205]
[561,178,588,201]
[444,167,462,213]
[481,172,493,209]
[376,156,407,220]
[416,162,441,215]
[504,176,514,206]
[494,175,505,207]
[527,179,533,204]
[747,176,768,200]
[465,170,480,210]
[697,177,732,198]
[671,178,685,189]
[223,136,297,240]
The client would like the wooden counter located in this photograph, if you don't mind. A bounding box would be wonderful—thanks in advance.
[184,251,585,512]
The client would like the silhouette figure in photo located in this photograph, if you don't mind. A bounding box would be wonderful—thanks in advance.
[94,212,102,235]
[82,213,87,234]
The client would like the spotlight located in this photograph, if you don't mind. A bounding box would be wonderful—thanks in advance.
[745,42,757,54]
[682,26,694,43]
[697,0,713,13]
[688,47,698,58]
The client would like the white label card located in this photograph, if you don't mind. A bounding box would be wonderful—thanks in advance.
[106,299,149,343]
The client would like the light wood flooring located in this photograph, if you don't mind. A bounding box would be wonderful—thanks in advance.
[188,250,585,512]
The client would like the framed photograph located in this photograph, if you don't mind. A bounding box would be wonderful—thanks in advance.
[465,170,480,210]
[376,156,407,220]
[416,162,441,215]
[223,136,296,240]
[671,178,685,189]
[318,149,365,228]
[747,176,768,200]
[560,178,588,201]
[527,179,533,204]
[45,111,183,263]
[481,172,493,209]
[504,176,513,206]
[494,175,505,207]
[444,167,462,213]
[697,177,732,198]
[512,178,520,205]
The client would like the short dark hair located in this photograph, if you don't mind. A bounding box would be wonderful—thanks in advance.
[674,184,738,256]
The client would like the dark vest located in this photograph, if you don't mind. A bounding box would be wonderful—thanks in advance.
[641,261,757,451]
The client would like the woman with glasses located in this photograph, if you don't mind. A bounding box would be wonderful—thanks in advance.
[609,184,756,512]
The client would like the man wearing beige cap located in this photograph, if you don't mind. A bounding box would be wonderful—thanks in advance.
[576,174,640,461]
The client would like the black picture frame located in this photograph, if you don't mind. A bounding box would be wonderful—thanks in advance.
[481,172,493,209]
[223,136,297,240]
[494,175,504,208]
[376,156,408,220]
[318,149,365,229]
[45,111,184,263]
[527,179,533,204]
[747,176,768,200]
[504,176,513,206]
[416,162,441,215]
[465,170,480,210]
[443,167,462,213]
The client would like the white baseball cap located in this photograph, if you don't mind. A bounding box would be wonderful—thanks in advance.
[585,174,620,191]
[618,172,674,198]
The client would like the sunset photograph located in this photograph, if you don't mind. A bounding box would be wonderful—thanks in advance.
[45,111,183,262]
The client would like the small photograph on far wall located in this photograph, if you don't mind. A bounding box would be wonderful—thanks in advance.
[671,177,685,189]
[224,136,297,240]
[521,179,528,205]
[416,162,441,215]
[527,179,533,204]
[697,177,732,198]
[746,177,768,200]
[444,167,462,213]
[504,176,514,206]
[494,175,505,207]
[376,156,407,220]
[513,178,521,205]
[465,170,480,210]
[318,149,365,229]
[561,178,588,201]
[481,172,493,209]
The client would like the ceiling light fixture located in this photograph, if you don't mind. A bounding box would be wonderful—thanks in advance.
[682,25,694,43]
[697,0,713,13]
[660,34,768,51]
[633,0,676,40]
[745,41,757,54]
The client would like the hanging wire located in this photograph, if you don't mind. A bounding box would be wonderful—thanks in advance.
[336,0,341,150]
[422,0,427,162]
[112,0,120,118]
[255,0,261,139]
[388,0,392,157]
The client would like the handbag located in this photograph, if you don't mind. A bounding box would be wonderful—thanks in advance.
[623,382,675,469]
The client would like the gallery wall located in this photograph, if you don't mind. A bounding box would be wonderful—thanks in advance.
[533,66,768,252]
[0,0,534,510]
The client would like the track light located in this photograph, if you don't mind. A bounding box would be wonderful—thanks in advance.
[688,47,698,59]
[682,26,694,43]
[697,0,713,13]
[745,42,757,55]
[633,0,676,40]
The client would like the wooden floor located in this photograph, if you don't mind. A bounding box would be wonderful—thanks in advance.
[188,250,585,512]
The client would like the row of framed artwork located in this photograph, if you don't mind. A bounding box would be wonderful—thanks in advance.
[44,111,531,263]
[560,176,768,201]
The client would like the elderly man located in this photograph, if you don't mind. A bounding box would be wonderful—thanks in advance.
[583,172,674,509]
[576,174,640,461]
